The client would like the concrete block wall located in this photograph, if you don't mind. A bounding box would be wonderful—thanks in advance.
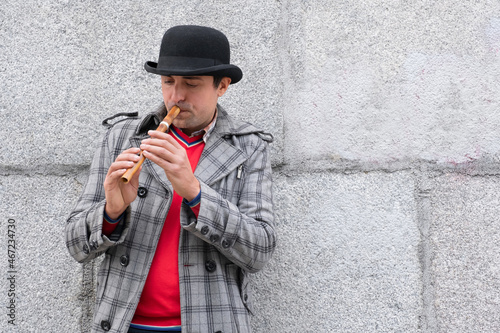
[1,0,499,332]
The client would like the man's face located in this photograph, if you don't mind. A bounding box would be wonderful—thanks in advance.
[161,75,230,136]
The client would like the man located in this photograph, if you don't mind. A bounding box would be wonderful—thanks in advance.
[65,25,276,333]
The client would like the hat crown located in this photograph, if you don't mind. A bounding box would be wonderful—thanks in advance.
[159,25,230,64]
[144,25,242,84]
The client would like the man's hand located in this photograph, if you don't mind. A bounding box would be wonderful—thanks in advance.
[140,130,200,201]
[103,147,142,219]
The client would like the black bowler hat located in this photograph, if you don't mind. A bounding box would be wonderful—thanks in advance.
[145,25,243,84]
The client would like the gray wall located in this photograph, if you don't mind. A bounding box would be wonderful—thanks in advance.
[1,0,500,332]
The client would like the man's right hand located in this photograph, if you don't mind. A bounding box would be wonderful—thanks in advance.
[103,147,142,219]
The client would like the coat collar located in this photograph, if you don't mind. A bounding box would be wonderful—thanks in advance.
[129,104,272,188]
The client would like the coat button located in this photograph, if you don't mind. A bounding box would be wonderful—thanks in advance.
[101,320,111,331]
[90,240,98,251]
[201,226,209,235]
[210,234,220,243]
[221,239,231,248]
[244,293,248,302]
[82,244,89,254]
[120,255,129,267]
[205,260,217,272]
[137,187,148,198]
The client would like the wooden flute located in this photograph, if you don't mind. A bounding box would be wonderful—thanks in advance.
[121,105,181,183]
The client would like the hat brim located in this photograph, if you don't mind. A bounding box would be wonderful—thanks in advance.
[144,61,242,84]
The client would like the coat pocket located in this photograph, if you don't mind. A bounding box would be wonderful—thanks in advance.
[95,253,111,306]
[225,263,254,315]
[238,266,254,315]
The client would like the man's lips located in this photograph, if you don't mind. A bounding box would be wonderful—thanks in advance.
[170,105,190,114]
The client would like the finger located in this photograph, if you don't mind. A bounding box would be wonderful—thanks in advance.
[147,130,170,140]
[147,131,183,149]
[141,139,183,158]
[104,169,128,189]
[107,166,131,179]
[141,138,170,150]
[142,150,166,166]
[141,137,178,151]
[107,160,136,174]
[114,155,142,164]
[118,147,141,157]
[140,143,176,162]
[142,150,178,172]
[123,147,141,153]
[106,166,135,184]
[115,151,142,162]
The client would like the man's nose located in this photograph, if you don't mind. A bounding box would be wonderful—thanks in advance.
[171,85,185,103]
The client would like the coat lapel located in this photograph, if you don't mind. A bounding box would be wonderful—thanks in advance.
[194,135,247,186]
[193,106,249,185]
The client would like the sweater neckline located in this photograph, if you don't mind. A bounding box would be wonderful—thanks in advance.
[170,126,205,148]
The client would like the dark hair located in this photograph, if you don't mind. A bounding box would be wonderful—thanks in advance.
[213,76,224,88]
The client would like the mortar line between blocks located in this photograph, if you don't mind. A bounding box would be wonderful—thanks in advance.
[414,168,437,333]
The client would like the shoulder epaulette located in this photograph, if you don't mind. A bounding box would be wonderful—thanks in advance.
[102,112,139,128]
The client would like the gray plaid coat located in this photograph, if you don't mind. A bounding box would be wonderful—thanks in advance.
[65,105,276,333]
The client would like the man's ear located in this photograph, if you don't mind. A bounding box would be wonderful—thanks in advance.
[217,77,232,97]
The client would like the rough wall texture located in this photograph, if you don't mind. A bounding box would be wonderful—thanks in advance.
[1,0,499,332]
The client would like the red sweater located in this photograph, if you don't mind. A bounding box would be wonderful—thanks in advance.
[103,126,205,328]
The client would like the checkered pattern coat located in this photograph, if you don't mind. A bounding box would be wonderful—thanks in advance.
[65,105,276,333]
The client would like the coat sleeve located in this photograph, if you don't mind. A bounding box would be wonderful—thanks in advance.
[181,135,276,273]
[65,128,131,263]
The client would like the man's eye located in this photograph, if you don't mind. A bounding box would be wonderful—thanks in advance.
[164,80,174,85]
[186,83,197,87]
